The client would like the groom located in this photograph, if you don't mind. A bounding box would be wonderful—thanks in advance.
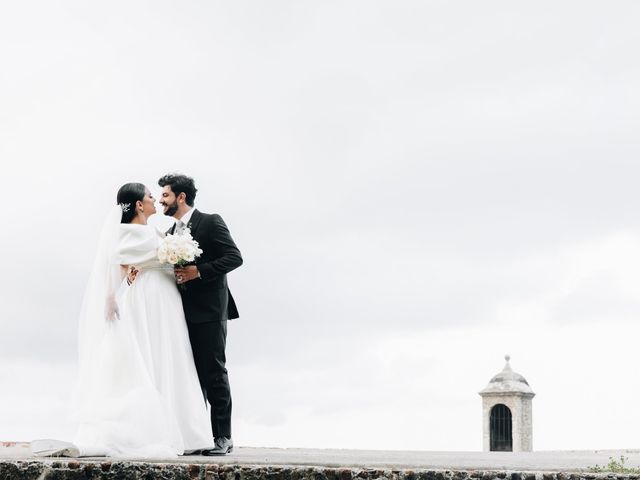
[158,173,243,456]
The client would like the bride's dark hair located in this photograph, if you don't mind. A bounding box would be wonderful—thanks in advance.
[116,183,146,224]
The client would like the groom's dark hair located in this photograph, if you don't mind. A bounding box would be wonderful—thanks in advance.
[158,173,197,206]
[116,182,146,224]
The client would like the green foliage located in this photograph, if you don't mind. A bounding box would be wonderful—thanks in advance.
[589,455,640,474]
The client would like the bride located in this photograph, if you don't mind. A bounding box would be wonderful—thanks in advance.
[69,182,213,457]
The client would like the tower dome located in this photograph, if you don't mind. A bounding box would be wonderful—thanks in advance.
[480,355,535,396]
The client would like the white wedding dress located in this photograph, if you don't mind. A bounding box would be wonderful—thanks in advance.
[72,213,213,458]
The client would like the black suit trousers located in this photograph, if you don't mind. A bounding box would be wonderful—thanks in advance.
[186,320,232,439]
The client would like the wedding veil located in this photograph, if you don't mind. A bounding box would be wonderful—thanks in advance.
[75,206,126,402]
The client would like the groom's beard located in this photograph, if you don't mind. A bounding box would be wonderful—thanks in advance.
[163,201,179,217]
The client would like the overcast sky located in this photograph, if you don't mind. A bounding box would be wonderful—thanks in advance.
[2,1,640,451]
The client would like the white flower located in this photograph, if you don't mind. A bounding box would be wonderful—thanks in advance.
[157,228,203,266]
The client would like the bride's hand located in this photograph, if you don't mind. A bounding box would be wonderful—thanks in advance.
[105,295,120,321]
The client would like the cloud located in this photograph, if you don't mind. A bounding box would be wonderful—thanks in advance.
[231,321,640,450]
[2,0,640,450]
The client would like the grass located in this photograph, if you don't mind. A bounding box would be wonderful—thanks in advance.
[589,455,640,474]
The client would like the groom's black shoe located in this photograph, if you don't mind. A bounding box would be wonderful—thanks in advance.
[202,437,233,456]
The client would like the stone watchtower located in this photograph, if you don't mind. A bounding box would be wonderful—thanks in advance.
[479,355,535,452]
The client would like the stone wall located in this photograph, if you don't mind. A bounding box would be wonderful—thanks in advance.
[2,461,639,480]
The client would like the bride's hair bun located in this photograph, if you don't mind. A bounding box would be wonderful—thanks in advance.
[116,183,146,223]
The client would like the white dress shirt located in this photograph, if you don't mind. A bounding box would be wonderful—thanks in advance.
[175,207,195,233]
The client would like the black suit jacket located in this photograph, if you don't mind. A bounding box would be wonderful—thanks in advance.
[170,209,242,324]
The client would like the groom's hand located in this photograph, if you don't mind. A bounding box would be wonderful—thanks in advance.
[174,266,200,284]
[127,266,139,285]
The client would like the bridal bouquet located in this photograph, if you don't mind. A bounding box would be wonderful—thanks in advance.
[157,228,203,267]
